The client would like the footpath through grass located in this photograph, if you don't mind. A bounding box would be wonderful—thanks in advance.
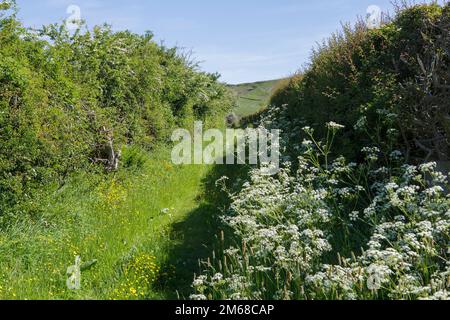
[0,77,267,300]
[0,145,242,300]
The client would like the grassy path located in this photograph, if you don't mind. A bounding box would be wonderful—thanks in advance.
[0,146,237,299]
[0,80,270,300]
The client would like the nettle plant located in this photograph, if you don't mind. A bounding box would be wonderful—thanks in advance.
[192,104,449,300]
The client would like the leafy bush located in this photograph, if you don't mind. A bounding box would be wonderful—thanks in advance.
[0,1,233,220]
[270,3,449,162]
[121,145,148,171]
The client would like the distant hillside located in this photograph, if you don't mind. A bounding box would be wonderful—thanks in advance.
[228,79,283,117]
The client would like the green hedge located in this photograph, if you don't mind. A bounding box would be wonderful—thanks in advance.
[271,3,449,162]
[0,1,233,219]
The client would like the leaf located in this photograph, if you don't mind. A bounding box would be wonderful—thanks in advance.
[80,259,98,271]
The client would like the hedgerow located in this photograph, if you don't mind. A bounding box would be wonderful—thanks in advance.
[0,1,233,221]
[270,3,449,162]
[193,3,450,301]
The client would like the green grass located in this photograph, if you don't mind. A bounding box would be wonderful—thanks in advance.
[228,79,283,117]
[0,145,242,300]
[0,73,257,300]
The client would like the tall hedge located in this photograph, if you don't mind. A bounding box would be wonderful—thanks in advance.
[0,1,233,218]
[271,3,449,163]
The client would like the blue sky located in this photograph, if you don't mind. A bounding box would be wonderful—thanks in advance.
[14,0,438,84]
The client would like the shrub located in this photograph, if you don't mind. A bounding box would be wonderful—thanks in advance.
[270,3,449,163]
[0,1,233,220]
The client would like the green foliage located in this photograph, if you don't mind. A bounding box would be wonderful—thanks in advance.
[191,3,450,301]
[0,5,233,220]
[121,145,148,171]
[193,105,450,301]
[0,145,224,299]
[270,3,449,163]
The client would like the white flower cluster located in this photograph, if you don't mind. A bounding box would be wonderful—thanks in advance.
[192,104,449,300]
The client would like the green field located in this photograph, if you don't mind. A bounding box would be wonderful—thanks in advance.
[228,79,282,117]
